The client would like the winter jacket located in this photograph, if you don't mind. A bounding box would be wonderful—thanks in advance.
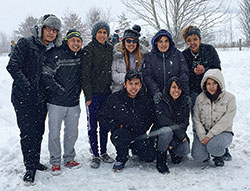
[142,29,189,97]
[98,88,155,137]
[41,41,82,107]
[6,27,60,104]
[182,43,221,94]
[82,38,113,101]
[154,77,191,148]
[193,69,236,141]
[111,43,148,93]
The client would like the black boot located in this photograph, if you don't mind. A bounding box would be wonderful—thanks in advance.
[23,169,36,184]
[36,163,49,171]
[213,156,224,167]
[169,149,182,164]
[222,148,232,161]
[156,151,170,174]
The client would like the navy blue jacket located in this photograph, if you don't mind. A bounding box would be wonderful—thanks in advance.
[182,43,221,94]
[142,29,189,97]
[99,88,154,137]
[154,77,191,148]
[41,41,82,107]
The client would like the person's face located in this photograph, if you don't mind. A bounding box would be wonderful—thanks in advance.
[156,36,170,53]
[125,38,138,53]
[95,28,108,44]
[206,78,218,95]
[169,81,182,100]
[42,26,58,45]
[185,34,201,53]
[67,37,82,53]
[123,78,142,98]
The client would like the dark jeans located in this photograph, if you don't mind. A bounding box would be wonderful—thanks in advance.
[111,128,156,163]
[12,98,47,170]
[87,95,109,157]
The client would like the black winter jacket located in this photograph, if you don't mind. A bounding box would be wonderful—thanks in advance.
[7,36,52,104]
[142,30,189,97]
[99,88,155,137]
[182,43,221,94]
[41,42,82,107]
[82,38,113,101]
[154,77,191,148]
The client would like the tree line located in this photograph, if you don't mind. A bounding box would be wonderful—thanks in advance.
[0,0,250,54]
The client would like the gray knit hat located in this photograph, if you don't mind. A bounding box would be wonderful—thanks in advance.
[35,14,62,46]
[91,20,110,38]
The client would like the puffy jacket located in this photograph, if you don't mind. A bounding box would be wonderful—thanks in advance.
[182,43,221,94]
[98,88,154,137]
[41,41,82,107]
[111,43,148,93]
[82,38,113,101]
[194,69,236,141]
[154,77,191,148]
[6,27,60,104]
[142,29,189,97]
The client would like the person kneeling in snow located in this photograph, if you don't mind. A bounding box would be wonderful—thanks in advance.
[192,69,236,167]
[99,70,156,172]
[41,29,83,175]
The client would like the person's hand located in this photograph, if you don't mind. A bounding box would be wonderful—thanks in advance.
[182,137,187,142]
[153,92,162,104]
[201,137,211,145]
[120,124,123,128]
[194,64,205,75]
[86,100,92,106]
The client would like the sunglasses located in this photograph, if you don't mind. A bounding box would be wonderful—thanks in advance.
[125,39,138,44]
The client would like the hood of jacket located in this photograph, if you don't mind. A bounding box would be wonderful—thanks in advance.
[201,69,225,92]
[151,29,175,54]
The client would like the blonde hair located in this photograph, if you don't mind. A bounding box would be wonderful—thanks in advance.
[117,41,143,71]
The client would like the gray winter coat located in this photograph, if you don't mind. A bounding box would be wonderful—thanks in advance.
[111,43,148,93]
[193,69,236,141]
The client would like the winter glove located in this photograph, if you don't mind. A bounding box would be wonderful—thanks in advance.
[153,92,162,104]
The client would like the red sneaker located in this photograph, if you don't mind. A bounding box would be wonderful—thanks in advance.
[51,165,62,176]
[65,161,81,169]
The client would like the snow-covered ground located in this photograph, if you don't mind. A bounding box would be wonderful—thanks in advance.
[0,49,250,191]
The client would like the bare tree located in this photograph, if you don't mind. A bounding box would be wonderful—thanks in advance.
[117,12,131,33]
[239,0,250,46]
[14,16,38,40]
[0,32,9,54]
[122,0,231,47]
[61,11,88,45]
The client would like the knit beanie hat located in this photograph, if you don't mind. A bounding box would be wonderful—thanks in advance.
[91,21,110,37]
[64,29,83,41]
[123,24,141,41]
[184,27,201,40]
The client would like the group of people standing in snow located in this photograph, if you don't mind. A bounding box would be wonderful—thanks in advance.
[7,13,236,185]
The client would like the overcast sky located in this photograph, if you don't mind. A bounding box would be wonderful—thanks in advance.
[0,0,126,35]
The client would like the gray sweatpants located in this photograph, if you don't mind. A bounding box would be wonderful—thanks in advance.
[157,126,190,156]
[191,132,233,162]
[47,104,81,165]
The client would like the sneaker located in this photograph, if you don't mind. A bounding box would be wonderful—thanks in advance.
[213,157,224,167]
[36,163,49,171]
[65,161,81,169]
[23,169,36,185]
[90,157,101,169]
[51,165,62,176]
[113,161,125,172]
[222,148,232,161]
[100,153,115,163]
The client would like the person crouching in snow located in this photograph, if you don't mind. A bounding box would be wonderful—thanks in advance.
[192,69,236,167]
[154,77,191,174]
[41,29,83,175]
[99,70,156,172]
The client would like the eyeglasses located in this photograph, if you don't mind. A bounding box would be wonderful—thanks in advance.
[125,39,138,44]
[44,26,58,33]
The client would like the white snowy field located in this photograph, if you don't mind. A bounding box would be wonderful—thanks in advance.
[0,49,250,191]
